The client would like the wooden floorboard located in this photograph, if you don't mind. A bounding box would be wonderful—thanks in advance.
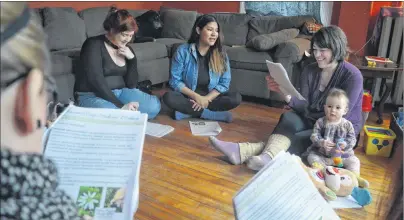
[134,100,397,220]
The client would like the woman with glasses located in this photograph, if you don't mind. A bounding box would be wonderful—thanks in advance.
[74,6,161,119]
[1,2,79,219]
[210,26,364,171]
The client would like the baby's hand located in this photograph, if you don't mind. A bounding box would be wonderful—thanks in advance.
[320,139,335,148]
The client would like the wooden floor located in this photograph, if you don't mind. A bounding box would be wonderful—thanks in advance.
[134,100,398,220]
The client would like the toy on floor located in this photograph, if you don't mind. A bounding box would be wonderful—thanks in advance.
[364,125,396,157]
[295,156,372,206]
[331,138,351,168]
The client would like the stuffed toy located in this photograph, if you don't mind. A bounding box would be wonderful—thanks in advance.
[294,155,372,206]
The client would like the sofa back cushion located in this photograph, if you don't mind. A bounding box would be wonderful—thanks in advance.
[209,13,252,46]
[78,7,147,38]
[160,7,197,40]
[42,7,87,51]
[247,15,315,42]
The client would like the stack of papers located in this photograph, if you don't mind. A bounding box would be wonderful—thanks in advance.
[233,151,340,220]
[146,122,174,138]
[266,60,305,101]
[189,121,222,136]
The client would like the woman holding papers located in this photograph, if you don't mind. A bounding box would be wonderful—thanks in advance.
[163,15,242,123]
[1,2,79,219]
[75,6,161,119]
[210,26,363,171]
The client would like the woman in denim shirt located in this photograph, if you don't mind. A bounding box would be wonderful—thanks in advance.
[163,15,242,123]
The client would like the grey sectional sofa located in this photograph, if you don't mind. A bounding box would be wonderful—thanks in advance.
[32,6,314,104]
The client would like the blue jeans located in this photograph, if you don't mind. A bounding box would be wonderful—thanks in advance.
[76,88,161,119]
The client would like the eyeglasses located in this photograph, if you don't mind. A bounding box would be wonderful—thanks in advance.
[2,70,58,121]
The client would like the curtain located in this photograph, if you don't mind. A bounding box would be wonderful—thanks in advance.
[244,1,333,26]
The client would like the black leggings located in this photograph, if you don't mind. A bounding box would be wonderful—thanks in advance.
[162,90,242,117]
[273,111,360,156]
[272,111,316,156]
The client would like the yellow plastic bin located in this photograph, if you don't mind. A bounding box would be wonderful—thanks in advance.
[364,125,396,157]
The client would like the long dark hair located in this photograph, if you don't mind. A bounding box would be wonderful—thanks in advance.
[188,15,227,75]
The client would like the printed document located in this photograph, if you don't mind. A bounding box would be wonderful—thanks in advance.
[233,152,340,220]
[189,121,222,136]
[146,122,174,138]
[266,60,305,100]
[44,105,147,220]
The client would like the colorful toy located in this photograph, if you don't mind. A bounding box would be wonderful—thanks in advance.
[362,91,372,124]
[364,125,396,157]
[295,155,372,206]
[331,138,350,168]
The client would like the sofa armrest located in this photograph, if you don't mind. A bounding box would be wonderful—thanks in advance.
[273,38,311,63]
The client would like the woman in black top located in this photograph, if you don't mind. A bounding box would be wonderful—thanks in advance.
[75,6,161,119]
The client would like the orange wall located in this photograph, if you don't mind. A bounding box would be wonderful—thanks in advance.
[162,1,239,14]
[28,1,162,11]
[331,2,371,56]
[27,1,239,13]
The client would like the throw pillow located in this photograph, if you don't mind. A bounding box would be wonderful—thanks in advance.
[246,28,300,51]
[300,21,323,35]
[43,7,86,51]
[161,9,197,40]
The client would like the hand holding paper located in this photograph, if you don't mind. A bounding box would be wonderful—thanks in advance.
[266,60,306,101]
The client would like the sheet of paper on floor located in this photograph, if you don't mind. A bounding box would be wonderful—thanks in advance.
[189,121,222,136]
[329,195,362,209]
[146,122,174,138]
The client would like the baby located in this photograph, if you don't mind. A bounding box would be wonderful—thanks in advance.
[305,88,361,174]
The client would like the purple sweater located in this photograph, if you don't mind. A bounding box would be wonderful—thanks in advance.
[289,61,363,135]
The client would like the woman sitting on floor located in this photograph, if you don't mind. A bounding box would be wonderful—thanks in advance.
[163,15,242,123]
[75,6,161,119]
[210,25,364,171]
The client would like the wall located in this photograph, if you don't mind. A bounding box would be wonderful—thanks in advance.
[28,1,162,11]
[331,2,371,56]
[162,1,240,14]
[28,1,240,13]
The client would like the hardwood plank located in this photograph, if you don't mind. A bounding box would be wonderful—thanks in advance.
[134,96,397,220]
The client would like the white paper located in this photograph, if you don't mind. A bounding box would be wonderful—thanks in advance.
[266,60,306,101]
[146,122,174,138]
[44,106,147,220]
[189,121,222,136]
[329,195,362,209]
[233,152,340,220]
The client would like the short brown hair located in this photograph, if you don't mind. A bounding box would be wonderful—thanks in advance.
[311,25,348,62]
[103,6,138,34]
[327,88,349,106]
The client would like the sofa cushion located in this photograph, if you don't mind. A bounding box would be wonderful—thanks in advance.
[51,48,81,58]
[78,7,147,38]
[209,13,252,46]
[246,28,300,51]
[160,8,197,40]
[50,54,73,76]
[127,42,168,61]
[54,73,75,104]
[225,46,273,72]
[159,6,202,22]
[32,8,43,26]
[43,7,87,51]
[247,15,315,42]
[155,38,186,57]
